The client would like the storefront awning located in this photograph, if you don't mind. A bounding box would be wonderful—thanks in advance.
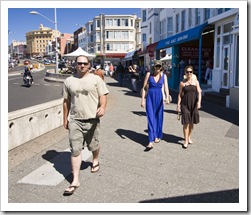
[156,22,208,50]
[123,50,136,60]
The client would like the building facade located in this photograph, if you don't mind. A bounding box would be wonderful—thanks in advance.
[139,8,239,110]
[75,14,141,66]
[26,24,60,58]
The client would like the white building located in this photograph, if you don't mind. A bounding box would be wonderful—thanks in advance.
[140,8,239,110]
[77,14,141,66]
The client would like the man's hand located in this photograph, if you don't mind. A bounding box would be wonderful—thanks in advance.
[96,106,105,117]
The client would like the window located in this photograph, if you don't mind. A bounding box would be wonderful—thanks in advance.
[204,9,210,21]
[142,33,146,42]
[216,37,220,68]
[195,9,200,25]
[131,19,133,27]
[122,19,128,26]
[97,20,100,28]
[234,35,239,86]
[149,22,152,34]
[167,17,173,34]
[176,14,179,33]
[106,43,111,51]
[97,44,100,51]
[217,9,223,14]
[181,10,185,31]
[114,19,118,27]
[106,19,113,26]
[114,31,121,39]
[217,26,221,35]
[117,19,120,26]
[142,10,146,22]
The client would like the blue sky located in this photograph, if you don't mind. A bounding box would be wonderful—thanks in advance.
[8,8,141,45]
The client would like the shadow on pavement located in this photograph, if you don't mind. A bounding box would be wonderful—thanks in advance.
[42,150,92,184]
[115,128,148,147]
[139,188,239,203]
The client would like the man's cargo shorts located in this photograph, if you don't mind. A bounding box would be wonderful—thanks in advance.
[68,118,100,157]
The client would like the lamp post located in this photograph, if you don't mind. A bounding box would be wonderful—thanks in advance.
[30,9,59,73]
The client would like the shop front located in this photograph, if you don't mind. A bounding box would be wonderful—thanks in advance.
[156,22,214,89]
[208,9,239,110]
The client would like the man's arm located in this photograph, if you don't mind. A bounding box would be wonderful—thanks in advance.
[96,95,107,118]
[63,98,70,129]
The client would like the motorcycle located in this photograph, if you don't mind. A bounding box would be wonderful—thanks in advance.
[23,75,32,87]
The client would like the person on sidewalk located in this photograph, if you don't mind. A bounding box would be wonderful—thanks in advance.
[128,64,139,93]
[115,62,125,86]
[62,55,109,195]
[141,60,170,151]
[176,65,201,149]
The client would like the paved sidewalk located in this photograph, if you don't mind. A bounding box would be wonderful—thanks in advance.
[7,76,240,210]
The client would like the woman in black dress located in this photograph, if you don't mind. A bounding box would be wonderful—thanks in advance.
[176,65,202,149]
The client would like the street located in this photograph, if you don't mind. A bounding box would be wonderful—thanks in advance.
[8,65,63,112]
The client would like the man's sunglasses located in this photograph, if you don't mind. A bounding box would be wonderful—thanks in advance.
[77,62,89,66]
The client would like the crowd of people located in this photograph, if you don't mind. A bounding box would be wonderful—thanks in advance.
[61,54,202,196]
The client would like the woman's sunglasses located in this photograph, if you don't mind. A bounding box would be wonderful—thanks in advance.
[185,70,193,74]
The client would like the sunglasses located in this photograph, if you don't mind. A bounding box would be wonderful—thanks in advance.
[186,70,193,74]
[77,62,89,66]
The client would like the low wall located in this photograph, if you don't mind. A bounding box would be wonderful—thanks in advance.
[8,98,64,151]
[44,69,72,82]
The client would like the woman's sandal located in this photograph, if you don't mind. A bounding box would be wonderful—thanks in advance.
[154,138,160,143]
[182,143,188,149]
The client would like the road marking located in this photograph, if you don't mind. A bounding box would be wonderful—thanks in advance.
[44,84,50,86]
[17,149,92,186]
[13,83,20,85]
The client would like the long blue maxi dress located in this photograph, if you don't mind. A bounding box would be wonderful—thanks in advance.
[146,73,164,143]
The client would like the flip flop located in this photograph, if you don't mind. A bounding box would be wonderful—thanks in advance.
[91,162,100,173]
[144,145,153,152]
[154,138,160,143]
[63,185,79,196]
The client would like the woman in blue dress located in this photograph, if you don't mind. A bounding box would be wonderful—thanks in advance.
[141,60,170,151]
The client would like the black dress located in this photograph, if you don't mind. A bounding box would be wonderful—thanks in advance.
[181,84,199,125]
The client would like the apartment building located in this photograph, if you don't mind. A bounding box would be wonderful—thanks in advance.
[139,8,239,110]
[9,40,26,58]
[26,24,60,58]
[76,14,141,65]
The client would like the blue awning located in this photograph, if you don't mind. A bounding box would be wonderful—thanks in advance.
[156,22,208,50]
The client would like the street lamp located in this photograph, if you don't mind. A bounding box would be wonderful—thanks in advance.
[30,9,59,73]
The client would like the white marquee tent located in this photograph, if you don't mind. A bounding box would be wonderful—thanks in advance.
[160,54,172,61]
[63,47,96,60]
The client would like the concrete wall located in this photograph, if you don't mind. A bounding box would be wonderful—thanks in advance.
[8,98,64,151]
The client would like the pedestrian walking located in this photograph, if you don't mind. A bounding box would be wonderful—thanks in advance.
[128,64,139,93]
[94,65,105,80]
[205,59,213,81]
[176,65,201,149]
[62,55,109,195]
[141,60,170,151]
[115,62,125,86]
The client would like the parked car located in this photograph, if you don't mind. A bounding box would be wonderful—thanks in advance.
[44,59,51,65]
[51,59,56,64]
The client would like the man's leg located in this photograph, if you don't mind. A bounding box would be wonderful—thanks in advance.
[91,146,100,172]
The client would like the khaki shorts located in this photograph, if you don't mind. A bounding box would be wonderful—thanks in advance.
[68,118,100,157]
